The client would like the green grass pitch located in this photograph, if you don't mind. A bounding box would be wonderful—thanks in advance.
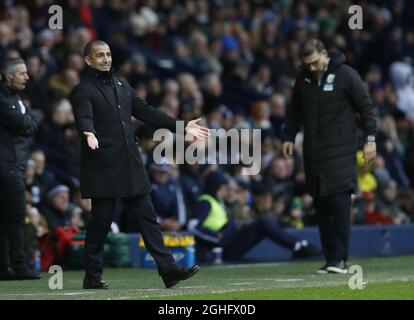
[1,255,413,300]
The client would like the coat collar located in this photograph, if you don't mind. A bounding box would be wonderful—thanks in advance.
[0,81,20,96]
[85,65,114,84]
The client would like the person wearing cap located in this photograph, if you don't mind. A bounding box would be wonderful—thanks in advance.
[149,161,183,232]
[70,40,209,289]
[247,181,320,258]
[0,58,40,280]
[188,171,320,262]
[376,180,411,225]
[39,184,84,231]
[282,39,377,274]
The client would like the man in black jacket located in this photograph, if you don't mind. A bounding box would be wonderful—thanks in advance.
[71,40,209,289]
[282,39,377,274]
[0,58,40,280]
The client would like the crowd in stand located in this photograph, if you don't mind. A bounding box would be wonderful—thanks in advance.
[1,0,414,262]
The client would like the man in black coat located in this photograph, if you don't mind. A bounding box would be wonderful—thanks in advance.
[0,58,41,280]
[71,40,209,289]
[282,39,377,274]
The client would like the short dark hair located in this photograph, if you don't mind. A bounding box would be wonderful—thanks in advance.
[301,39,326,58]
[83,40,109,57]
[0,58,25,80]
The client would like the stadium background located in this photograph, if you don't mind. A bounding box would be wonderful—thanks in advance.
[1,0,414,268]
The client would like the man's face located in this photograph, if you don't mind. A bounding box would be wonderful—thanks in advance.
[8,63,29,90]
[303,50,328,76]
[216,184,229,201]
[52,192,69,212]
[85,44,112,71]
[31,151,45,174]
[153,170,169,185]
[254,193,272,211]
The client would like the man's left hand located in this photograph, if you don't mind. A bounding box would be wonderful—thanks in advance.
[185,118,210,141]
[363,142,376,166]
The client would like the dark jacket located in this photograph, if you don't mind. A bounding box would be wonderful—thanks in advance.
[150,177,179,221]
[70,67,185,198]
[282,51,376,197]
[0,83,37,175]
[39,202,77,231]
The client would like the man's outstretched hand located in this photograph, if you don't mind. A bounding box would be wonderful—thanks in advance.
[185,118,210,141]
[84,132,99,150]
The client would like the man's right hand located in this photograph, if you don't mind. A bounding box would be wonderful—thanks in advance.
[84,132,99,150]
[282,141,294,159]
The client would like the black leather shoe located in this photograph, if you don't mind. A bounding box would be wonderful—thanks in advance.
[83,277,109,289]
[316,264,329,274]
[162,265,200,289]
[326,260,348,274]
[12,269,41,280]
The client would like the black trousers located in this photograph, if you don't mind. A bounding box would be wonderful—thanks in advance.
[0,164,27,272]
[86,193,176,280]
[314,190,352,264]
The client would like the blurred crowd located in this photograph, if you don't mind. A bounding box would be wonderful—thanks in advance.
[1,0,414,259]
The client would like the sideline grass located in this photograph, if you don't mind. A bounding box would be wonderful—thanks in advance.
[0,255,413,300]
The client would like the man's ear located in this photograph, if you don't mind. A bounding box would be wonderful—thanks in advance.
[3,72,12,83]
[85,56,91,66]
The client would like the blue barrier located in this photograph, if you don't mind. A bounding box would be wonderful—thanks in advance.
[128,225,414,267]
[244,224,414,261]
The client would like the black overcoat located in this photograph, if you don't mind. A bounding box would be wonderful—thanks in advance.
[282,51,376,197]
[71,67,182,198]
[0,83,37,173]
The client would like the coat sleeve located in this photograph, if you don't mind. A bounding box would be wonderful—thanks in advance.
[70,84,97,136]
[0,96,37,136]
[124,81,187,133]
[346,66,377,140]
[281,79,302,143]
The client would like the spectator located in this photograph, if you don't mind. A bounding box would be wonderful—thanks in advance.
[149,161,183,232]
[357,150,378,193]
[264,156,295,200]
[269,93,287,139]
[283,197,306,229]
[48,68,80,98]
[189,31,222,75]
[389,61,414,120]
[40,185,84,231]
[363,191,393,225]
[30,149,56,202]
[179,163,204,219]
[189,171,321,262]
[377,180,411,225]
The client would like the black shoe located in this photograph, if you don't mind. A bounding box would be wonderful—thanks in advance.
[316,264,329,274]
[326,260,348,274]
[83,277,109,289]
[162,265,200,289]
[12,269,41,280]
[0,268,15,281]
[292,241,322,259]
